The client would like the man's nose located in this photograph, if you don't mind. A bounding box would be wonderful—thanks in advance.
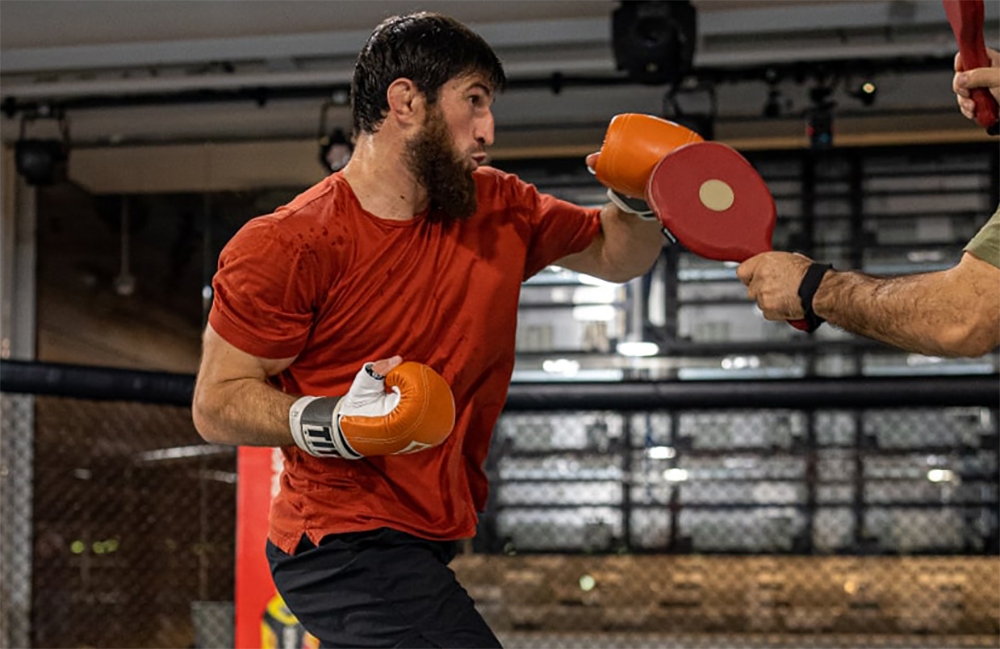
[475,111,495,147]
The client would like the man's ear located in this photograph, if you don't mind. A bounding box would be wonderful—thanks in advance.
[386,78,424,126]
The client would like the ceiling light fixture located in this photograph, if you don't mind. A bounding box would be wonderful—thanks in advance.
[15,106,70,186]
[318,98,353,174]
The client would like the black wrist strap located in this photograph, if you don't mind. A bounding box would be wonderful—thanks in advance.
[364,363,385,381]
[797,263,833,333]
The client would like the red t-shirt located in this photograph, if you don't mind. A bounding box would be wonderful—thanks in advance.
[209,167,601,553]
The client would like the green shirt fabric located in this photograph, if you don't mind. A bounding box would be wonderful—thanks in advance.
[965,207,1000,269]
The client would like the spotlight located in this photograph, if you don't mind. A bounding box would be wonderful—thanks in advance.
[318,99,353,174]
[851,80,878,107]
[319,128,352,174]
[15,109,70,186]
[15,139,67,186]
[612,1,697,85]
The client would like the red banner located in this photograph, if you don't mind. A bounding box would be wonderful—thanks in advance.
[235,447,317,649]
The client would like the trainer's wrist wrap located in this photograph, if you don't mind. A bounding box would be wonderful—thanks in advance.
[607,188,656,221]
[797,263,833,333]
[288,395,361,459]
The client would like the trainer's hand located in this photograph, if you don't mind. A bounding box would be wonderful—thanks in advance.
[953,48,1000,122]
[737,252,813,321]
[289,358,455,459]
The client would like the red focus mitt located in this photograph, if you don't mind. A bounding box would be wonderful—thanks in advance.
[289,361,455,459]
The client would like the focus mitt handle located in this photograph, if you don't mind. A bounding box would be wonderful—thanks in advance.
[289,361,455,459]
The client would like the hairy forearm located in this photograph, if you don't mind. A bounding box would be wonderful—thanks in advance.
[813,266,999,357]
[192,377,297,447]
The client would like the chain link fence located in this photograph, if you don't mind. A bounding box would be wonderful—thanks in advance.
[464,405,999,646]
[2,365,998,648]
[1,391,235,649]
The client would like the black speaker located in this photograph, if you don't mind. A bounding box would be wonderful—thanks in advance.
[612,1,697,85]
[15,139,67,186]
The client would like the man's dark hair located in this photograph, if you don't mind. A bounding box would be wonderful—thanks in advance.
[351,12,506,135]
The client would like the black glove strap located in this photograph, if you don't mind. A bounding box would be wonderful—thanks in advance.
[797,263,833,333]
[364,363,386,381]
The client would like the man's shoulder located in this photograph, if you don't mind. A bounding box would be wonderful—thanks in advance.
[227,176,344,246]
[250,175,353,228]
[473,164,515,188]
[472,165,534,208]
[280,174,349,217]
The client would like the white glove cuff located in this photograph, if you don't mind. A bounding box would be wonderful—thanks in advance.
[607,188,656,221]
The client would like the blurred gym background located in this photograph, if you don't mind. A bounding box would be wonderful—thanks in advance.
[1,1,998,647]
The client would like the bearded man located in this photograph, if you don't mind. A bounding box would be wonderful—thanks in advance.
[192,12,662,647]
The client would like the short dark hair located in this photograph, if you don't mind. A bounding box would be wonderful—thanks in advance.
[351,12,507,135]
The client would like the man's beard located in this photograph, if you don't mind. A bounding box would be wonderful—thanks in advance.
[404,107,478,223]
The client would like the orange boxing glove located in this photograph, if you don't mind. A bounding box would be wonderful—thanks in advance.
[591,113,703,198]
[289,361,455,459]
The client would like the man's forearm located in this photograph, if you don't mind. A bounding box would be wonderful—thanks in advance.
[597,204,664,282]
[813,266,998,357]
[554,205,662,283]
[193,377,297,447]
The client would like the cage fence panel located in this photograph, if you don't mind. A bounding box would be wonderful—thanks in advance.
[6,394,236,649]
[1,393,35,649]
[471,402,1000,645]
[2,367,998,648]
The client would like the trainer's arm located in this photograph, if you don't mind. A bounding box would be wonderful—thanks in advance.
[738,251,1000,357]
[192,324,298,446]
[813,252,1000,357]
[555,203,663,283]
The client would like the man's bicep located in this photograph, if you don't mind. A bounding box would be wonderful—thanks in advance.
[199,324,296,384]
[192,324,298,445]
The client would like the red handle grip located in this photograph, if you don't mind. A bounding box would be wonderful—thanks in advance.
[943,0,1000,131]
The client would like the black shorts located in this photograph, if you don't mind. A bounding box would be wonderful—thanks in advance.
[267,528,501,648]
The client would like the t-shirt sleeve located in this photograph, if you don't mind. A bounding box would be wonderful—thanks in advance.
[208,215,321,359]
[500,174,602,280]
[964,206,1000,269]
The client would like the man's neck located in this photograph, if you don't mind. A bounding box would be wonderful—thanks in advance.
[342,135,429,221]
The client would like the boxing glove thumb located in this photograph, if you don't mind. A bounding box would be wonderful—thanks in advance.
[593,113,703,198]
[289,361,455,459]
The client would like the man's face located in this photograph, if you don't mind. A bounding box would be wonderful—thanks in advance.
[404,74,495,222]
